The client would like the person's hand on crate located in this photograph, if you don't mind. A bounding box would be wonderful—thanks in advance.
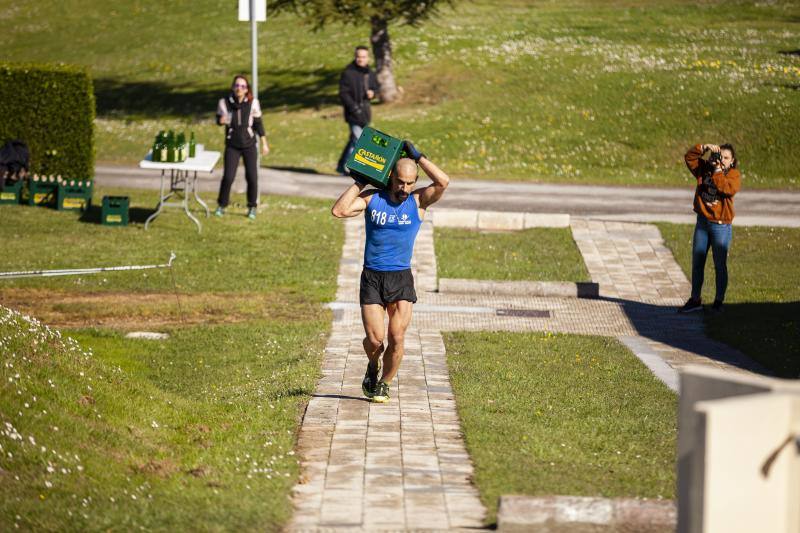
[402,140,425,163]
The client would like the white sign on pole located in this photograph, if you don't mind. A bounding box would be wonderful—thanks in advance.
[238,0,266,21]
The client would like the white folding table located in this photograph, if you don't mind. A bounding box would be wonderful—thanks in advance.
[138,149,220,233]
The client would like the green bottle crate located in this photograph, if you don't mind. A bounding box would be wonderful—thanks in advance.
[0,178,23,205]
[57,179,93,211]
[23,175,59,206]
[345,127,406,189]
[101,195,129,226]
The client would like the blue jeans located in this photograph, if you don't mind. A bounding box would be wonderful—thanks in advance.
[336,123,364,174]
[691,214,732,303]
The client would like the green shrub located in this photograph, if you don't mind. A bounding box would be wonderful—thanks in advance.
[0,63,94,179]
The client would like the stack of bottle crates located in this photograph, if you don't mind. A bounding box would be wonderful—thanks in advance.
[0,171,24,205]
[16,174,93,211]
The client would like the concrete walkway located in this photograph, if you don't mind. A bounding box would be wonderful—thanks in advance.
[94,164,800,228]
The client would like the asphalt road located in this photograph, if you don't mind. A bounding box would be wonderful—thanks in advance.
[95,165,800,227]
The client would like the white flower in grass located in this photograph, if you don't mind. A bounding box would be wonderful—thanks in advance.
[151,421,159,429]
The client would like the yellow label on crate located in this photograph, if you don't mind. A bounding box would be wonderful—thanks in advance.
[354,148,386,171]
[63,198,86,209]
[34,193,50,203]
[1,192,15,200]
[106,214,122,223]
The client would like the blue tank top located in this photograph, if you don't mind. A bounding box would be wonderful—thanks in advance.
[364,190,422,271]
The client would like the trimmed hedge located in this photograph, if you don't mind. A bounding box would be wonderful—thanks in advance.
[0,63,95,179]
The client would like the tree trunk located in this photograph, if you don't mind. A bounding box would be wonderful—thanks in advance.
[370,16,399,103]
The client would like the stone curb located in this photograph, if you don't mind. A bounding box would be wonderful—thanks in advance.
[618,336,680,393]
[429,208,570,230]
[497,495,676,532]
[438,278,599,298]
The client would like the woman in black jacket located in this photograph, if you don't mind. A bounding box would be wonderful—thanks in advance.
[215,75,269,219]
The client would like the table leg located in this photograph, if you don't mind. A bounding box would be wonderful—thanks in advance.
[144,169,168,230]
[182,169,202,233]
[192,170,210,217]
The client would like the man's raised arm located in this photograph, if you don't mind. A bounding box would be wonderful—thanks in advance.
[332,181,372,218]
[403,141,449,209]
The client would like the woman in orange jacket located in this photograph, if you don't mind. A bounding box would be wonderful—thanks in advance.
[679,143,741,313]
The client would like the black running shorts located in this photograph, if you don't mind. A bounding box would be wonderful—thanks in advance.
[359,267,417,307]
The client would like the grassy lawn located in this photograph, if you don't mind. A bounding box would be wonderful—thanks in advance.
[0,190,343,530]
[1,1,798,188]
[657,223,800,377]
[444,331,677,525]
[434,227,589,281]
[0,189,339,312]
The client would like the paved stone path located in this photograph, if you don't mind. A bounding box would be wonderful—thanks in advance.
[570,218,689,302]
[289,219,485,531]
[568,218,763,381]
[289,212,762,531]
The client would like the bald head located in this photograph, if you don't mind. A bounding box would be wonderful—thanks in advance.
[393,158,417,180]
[389,158,418,202]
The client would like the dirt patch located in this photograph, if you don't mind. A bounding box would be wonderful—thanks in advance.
[400,67,470,106]
[0,288,323,329]
[187,466,209,477]
[78,395,95,406]
[132,459,177,478]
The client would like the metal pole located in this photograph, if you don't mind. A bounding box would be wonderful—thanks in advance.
[250,0,258,99]
[0,253,177,280]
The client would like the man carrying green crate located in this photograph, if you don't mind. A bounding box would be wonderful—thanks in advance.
[331,141,449,403]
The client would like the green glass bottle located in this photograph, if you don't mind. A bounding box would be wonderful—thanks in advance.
[166,130,175,163]
[152,136,160,162]
[159,135,168,163]
[189,131,196,158]
[153,130,165,162]
[176,132,186,161]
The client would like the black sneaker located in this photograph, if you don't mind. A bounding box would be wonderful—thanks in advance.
[711,300,723,313]
[372,381,390,403]
[361,360,380,399]
[678,298,703,313]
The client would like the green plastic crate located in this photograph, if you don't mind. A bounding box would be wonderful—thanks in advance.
[24,175,59,206]
[101,195,129,226]
[345,127,405,189]
[0,178,23,205]
[57,179,93,211]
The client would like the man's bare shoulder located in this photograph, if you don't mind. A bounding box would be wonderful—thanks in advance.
[360,188,378,200]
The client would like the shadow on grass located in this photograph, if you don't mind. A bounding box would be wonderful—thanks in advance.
[705,301,800,379]
[95,67,342,118]
[778,49,800,56]
[597,297,799,378]
[79,204,155,225]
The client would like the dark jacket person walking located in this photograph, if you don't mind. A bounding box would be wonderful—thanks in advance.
[215,75,269,220]
[336,46,378,175]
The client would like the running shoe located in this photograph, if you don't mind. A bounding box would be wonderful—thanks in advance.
[214,206,225,217]
[247,207,257,220]
[678,298,703,313]
[372,380,390,403]
[361,360,380,399]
